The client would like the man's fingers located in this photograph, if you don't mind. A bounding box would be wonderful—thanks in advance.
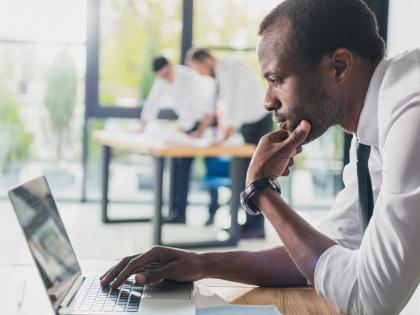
[136,269,163,285]
[266,129,289,144]
[284,120,311,150]
[100,267,113,281]
[281,168,290,176]
[111,252,157,288]
[101,255,138,285]
[135,262,177,285]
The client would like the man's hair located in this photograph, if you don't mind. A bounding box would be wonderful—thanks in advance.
[258,0,385,66]
[185,48,213,63]
[152,56,169,72]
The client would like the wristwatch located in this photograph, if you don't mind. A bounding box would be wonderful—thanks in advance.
[240,177,281,216]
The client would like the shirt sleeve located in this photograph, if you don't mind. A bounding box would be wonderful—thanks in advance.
[315,94,420,315]
[197,76,217,116]
[140,79,163,122]
[217,68,242,129]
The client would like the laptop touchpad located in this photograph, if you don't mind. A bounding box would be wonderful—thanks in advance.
[143,281,193,300]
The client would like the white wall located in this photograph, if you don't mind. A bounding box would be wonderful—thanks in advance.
[388,0,420,57]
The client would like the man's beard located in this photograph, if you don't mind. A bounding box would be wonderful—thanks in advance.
[274,82,344,145]
[302,83,344,144]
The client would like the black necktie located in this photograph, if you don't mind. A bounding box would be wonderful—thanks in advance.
[356,142,374,231]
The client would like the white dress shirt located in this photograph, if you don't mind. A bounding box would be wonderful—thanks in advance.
[214,57,268,128]
[140,65,214,131]
[315,49,420,315]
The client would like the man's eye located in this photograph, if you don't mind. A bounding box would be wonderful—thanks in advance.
[269,77,284,85]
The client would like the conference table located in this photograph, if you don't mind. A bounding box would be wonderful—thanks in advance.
[94,130,256,248]
[0,260,340,315]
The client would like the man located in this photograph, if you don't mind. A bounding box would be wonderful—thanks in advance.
[186,48,273,239]
[102,1,420,314]
[141,56,214,223]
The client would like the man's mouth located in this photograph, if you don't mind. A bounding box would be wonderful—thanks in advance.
[272,113,292,131]
[272,115,285,124]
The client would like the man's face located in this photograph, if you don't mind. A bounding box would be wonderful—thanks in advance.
[257,26,344,144]
[157,64,175,83]
[189,59,214,77]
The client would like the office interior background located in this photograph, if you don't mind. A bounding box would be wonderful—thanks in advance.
[0,0,419,264]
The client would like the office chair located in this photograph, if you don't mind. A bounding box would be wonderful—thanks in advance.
[202,157,231,226]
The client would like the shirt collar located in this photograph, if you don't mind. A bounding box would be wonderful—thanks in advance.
[356,58,388,147]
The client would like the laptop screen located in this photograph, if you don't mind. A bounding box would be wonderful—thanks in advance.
[9,176,81,311]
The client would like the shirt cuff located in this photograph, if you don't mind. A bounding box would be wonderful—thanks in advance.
[314,244,358,314]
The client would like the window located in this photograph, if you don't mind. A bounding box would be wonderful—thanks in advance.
[0,0,86,199]
[98,0,183,108]
[388,0,420,56]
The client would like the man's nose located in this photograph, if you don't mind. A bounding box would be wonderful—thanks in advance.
[263,87,281,111]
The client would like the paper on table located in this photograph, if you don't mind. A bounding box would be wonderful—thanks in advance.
[194,286,282,315]
[143,121,245,147]
[196,305,282,315]
[194,285,230,309]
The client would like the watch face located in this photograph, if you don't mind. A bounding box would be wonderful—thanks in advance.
[240,191,261,216]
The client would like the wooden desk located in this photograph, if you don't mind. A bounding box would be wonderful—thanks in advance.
[94,130,256,248]
[0,261,339,315]
[199,281,340,315]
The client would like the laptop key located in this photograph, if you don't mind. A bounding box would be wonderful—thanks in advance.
[115,305,126,312]
[102,305,115,312]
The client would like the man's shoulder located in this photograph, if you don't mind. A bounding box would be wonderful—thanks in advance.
[175,65,197,78]
[174,65,202,87]
[381,49,420,98]
[378,49,420,141]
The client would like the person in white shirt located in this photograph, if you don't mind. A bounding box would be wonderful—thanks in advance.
[102,1,420,314]
[186,48,273,238]
[141,56,214,223]
[140,56,214,134]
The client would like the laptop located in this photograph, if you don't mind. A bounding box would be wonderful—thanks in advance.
[9,176,195,315]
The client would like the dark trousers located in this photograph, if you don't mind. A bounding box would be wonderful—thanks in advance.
[168,122,199,218]
[240,114,273,231]
[169,157,193,218]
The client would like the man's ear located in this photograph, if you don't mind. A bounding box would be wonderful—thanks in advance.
[329,48,353,83]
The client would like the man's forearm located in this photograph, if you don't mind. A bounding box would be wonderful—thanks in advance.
[199,246,307,286]
[254,189,336,284]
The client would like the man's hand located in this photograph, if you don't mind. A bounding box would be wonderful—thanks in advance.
[222,127,235,140]
[137,121,147,133]
[100,247,204,288]
[246,120,311,186]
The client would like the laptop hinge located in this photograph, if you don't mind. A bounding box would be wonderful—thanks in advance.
[60,274,85,310]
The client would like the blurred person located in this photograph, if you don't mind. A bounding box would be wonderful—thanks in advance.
[140,56,215,224]
[101,1,420,314]
[186,48,272,239]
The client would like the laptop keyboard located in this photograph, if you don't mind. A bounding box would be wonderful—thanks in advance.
[73,274,143,313]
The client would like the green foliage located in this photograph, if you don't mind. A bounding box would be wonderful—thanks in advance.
[44,49,77,159]
[44,49,77,131]
[138,34,159,100]
[0,84,33,170]
[99,0,181,105]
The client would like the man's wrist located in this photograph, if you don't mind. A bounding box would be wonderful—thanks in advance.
[252,188,280,209]
[198,252,220,279]
[246,171,265,187]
